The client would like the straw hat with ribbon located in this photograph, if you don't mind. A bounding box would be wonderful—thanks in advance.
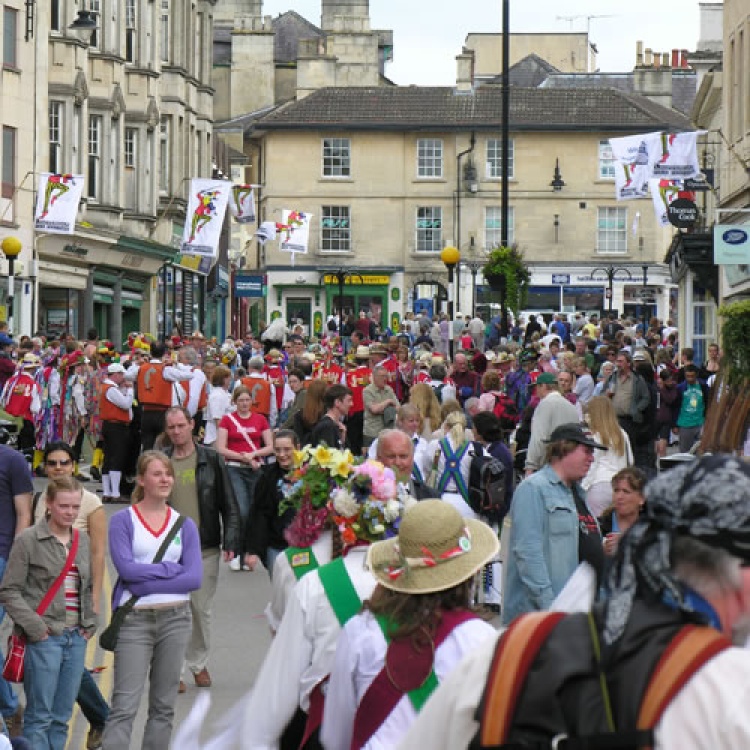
[368,500,499,594]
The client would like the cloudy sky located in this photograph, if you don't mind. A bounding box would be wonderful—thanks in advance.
[261,0,706,84]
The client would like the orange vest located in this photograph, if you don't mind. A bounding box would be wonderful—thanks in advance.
[137,362,172,408]
[240,376,272,417]
[99,383,130,423]
[179,369,209,411]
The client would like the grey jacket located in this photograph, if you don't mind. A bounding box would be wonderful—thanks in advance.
[0,520,96,641]
[604,370,652,424]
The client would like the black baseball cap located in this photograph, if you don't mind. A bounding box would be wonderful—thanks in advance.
[546,423,608,450]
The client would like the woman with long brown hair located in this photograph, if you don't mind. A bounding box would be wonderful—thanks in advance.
[582,395,633,517]
[321,500,498,749]
[292,378,328,446]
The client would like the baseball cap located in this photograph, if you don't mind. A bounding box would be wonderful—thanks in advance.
[0,333,13,347]
[535,372,558,386]
[108,363,126,375]
[546,423,608,450]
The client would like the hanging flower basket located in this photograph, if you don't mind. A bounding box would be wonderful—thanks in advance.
[484,273,506,292]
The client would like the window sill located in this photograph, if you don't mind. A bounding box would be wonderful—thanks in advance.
[319,177,353,182]
[412,178,447,183]
[2,65,20,75]
[317,250,355,256]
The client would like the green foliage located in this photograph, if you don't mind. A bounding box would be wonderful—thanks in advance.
[718,300,750,385]
[482,245,531,314]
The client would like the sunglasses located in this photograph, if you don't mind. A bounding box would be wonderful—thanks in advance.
[46,458,72,467]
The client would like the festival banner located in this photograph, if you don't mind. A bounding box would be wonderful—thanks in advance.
[278,210,312,266]
[651,131,705,180]
[181,178,231,257]
[229,185,256,224]
[608,132,662,200]
[255,221,278,244]
[34,173,85,234]
[649,179,697,227]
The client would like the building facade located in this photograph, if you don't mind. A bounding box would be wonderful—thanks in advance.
[26,0,217,343]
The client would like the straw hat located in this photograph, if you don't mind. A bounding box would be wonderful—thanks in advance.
[354,345,370,360]
[20,353,40,368]
[368,500,499,594]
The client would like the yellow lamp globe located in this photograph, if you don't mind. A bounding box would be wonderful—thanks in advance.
[440,245,461,268]
[1,236,22,258]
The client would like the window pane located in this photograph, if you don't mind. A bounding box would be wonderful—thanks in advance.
[417,139,442,178]
[416,206,442,252]
[599,140,615,180]
[49,103,63,174]
[597,207,627,253]
[321,205,351,252]
[485,206,514,247]
[2,126,15,197]
[322,138,351,177]
[486,138,514,179]
[3,7,17,67]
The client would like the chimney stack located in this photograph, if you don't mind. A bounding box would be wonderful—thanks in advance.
[455,47,475,92]
[636,40,644,67]
[671,49,679,68]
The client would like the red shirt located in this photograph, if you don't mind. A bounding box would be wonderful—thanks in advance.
[219,412,269,454]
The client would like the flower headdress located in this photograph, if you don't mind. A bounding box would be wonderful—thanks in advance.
[281,445,356,547]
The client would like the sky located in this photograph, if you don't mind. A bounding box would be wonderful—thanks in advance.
[260,0,705,85]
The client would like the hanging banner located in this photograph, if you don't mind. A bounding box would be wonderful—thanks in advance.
[229,185,256,224]
[34,173,85,234]
[649,179,697,228]
[609,132,662,200]
[255,221,277,244]
[651,131,705,180]
[278,210,312,267]
[181,178,231,257]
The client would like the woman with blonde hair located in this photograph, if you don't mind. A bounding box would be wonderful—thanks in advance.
[427,411,475,518]
[582,395,633,517]
[408,382,442,439]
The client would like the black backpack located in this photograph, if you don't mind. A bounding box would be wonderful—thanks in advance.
[432,383,446,403]
[467,442,508,520]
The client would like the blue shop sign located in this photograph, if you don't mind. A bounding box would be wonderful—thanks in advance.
[235,274,266,297]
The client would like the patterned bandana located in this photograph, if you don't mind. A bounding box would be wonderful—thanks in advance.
[603,454,750,645]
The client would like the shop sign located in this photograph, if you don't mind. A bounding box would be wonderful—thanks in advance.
[714,224,750,264]
[551,274,570,284]
[667,198,698,228]
[235,274,266,298]
[323,274,389,285]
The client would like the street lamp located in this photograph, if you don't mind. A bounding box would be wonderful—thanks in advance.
[441,246,461,359]
[464,260,484,318]
[69,8,98,43]
[2,236,22,335]
[319,268,362,331]
[591,265,632,314]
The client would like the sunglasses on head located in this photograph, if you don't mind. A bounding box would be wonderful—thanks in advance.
[46,458,72,467]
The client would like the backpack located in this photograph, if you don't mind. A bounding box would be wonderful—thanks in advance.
[492,393,519,431]
[467,441,508,520]
[432,383,446,403]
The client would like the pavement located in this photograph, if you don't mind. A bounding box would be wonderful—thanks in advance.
[19,470,274,750]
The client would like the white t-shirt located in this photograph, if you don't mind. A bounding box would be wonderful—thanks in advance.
[204,387,232,445]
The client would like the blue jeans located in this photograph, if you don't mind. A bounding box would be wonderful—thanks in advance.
[266,547,284,576]
[78,668,109,729]
[23,629,86,750]
[227,466,260,541]
[0,557,19,721]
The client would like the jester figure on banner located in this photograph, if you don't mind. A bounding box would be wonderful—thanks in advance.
[39,173,75,218]
[230,185,256,224]
[277,209,313,267]
[189,188,221,242]
[33,347,63,472]
[649,179,697,227]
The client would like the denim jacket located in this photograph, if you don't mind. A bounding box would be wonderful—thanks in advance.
[502,464,580,625]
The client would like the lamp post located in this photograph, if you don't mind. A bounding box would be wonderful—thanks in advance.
[319,268,362,332]
[441,246,461,359]
[464,260,483,318]
[68,6,98,43]
[455,134,476,314]
[591,265,632,315]
[2,237,22,335]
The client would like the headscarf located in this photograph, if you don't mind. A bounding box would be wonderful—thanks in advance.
[603,454,750,645]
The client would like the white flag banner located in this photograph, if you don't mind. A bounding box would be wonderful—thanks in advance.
[609,132,662,200]
[651,131,705,180]
[278,210,312,266]
[34,173,84,234]
[229,185,256,224]
[255,221,277,244]
[181,179,231,257]
[649,179,696,228]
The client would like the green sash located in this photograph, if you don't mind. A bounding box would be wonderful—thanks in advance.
[318,557,362,626]
[285,546,320,580]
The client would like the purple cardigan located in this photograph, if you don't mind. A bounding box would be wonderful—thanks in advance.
[108,508,203,608]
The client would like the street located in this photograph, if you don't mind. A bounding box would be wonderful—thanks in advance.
[24,482,274,750]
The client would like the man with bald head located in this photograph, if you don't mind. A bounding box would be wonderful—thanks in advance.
[376,429,437,500]
[451,352,480,406]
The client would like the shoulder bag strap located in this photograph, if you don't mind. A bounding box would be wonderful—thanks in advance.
[351,609,478,750]
[317,557,362,627]
[476,611,566,748]
[113,515,187,613]
[36,529,80,616]
[227,412,259,453]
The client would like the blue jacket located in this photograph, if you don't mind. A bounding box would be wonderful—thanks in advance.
[502,464,581,624]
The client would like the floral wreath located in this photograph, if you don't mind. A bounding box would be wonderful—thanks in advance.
[281,446,413,550]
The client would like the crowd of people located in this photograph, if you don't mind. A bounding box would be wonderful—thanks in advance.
[0,305,735,749]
